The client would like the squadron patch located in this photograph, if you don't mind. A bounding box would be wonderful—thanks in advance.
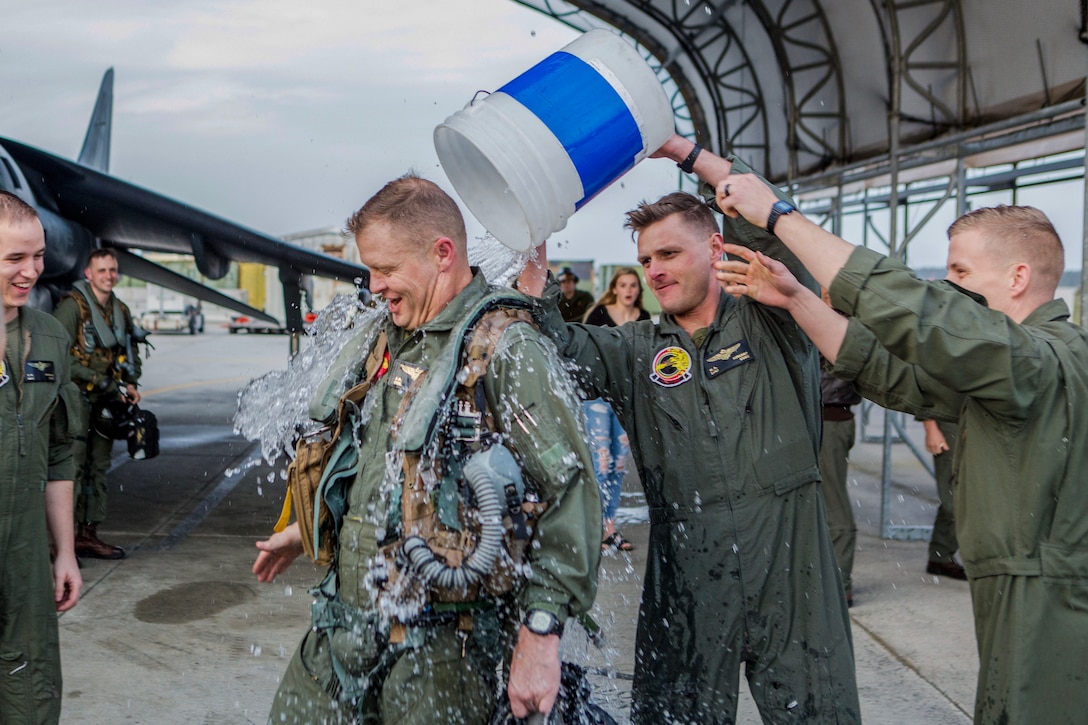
[650,346,693,388]
[704,340,754,378]
[24,360,56,383]
[0,360,8,389]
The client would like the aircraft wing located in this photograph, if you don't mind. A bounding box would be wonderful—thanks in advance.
[113,249,280,324]
[1,136,368,286]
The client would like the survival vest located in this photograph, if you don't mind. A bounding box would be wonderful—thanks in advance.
[68,281,148,387]
[373,304,546,629]
[291,291,547,629]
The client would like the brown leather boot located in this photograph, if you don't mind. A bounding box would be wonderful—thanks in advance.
[75,523,126,560]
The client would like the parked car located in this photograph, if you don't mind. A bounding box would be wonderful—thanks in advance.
[228,311,316,334]
[140,304,204,334]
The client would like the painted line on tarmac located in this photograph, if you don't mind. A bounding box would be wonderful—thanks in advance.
[147,448,264,552]
[139,375,255,398]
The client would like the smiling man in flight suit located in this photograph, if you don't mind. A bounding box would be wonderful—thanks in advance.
[0,190,82,724]
[715,173,1088,724]
[518,138,858,724]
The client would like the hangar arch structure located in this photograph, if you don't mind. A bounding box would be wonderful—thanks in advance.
[516,0,1088,539]
[517,1,1085,248]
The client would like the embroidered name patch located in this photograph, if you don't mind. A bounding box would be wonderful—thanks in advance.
[704,340,754,379]
[24,360,56,383]
[650,346,693,388]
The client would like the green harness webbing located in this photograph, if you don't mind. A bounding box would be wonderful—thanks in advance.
[72,280,127,352]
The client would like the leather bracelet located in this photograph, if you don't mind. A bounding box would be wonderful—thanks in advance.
[677,143,702,174]
[766,200,796,235]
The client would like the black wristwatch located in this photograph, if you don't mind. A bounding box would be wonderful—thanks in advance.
[677,143,702,174]
[766,200,796,235]
[524,609,564,637]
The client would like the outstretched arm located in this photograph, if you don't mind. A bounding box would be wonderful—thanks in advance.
[715,243,848,363]
[714,172,855,290]
[516,242,550,298]
[518,134,766,297]
[651,133,734,188]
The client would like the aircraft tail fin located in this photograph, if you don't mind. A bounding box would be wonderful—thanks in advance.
[78,68,114,173]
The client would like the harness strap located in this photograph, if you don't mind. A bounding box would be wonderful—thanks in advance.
[387,307,534,643]
[274,331,389,542]
[72,281,127,351]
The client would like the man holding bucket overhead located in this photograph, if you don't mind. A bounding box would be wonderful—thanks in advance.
[518,137,859,724]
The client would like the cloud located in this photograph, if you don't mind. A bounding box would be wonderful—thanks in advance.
[1,0,690,266]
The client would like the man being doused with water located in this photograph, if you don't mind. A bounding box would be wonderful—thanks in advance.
[518,137,859,724]
[252,175,601,724]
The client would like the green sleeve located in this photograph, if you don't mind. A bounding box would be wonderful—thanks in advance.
[830,246,1040,420]
[51,296,80,345]
[51,297,99,389]
[831,317,964,422]
[484,323,601,622]
[717,156,819,296]
[47,374,79,483]
[532,276,639,408]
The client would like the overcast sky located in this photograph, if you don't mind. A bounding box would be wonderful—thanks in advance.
[1,0,1082,272]
[0,0,685,269]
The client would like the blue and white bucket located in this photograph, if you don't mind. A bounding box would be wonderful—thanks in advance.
[434,29,674,251]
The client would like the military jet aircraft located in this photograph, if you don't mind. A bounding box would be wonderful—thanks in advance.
[0,68,368,331]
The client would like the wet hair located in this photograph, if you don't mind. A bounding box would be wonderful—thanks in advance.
[947,205,1064,290]
[593,267,645,311]
[624,191,718,241]
[0,190,38,225]
[345,173,467,252]
[87,248,119,264]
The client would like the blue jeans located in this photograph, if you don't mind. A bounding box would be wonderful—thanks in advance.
[583,398,629,522]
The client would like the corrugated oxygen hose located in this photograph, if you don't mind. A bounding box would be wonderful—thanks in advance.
[400,446,516,591]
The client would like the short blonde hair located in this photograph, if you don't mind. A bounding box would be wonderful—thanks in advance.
[0,190,38,226]
[346,174,466,252]
[948,205,1064,290]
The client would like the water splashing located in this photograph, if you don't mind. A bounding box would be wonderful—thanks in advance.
[233,293,386,464]
[468,232,533,286]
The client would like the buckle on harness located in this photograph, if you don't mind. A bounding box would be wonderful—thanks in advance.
[449,399,482,442]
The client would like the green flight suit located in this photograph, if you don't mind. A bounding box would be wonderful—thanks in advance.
[52,286,141,525]
[537,164,859,724]
[269,273,601,724]
[1,308,79,724]
[828,246,1088,724]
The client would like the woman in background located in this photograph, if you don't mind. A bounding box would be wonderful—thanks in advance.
[583,268,650,551]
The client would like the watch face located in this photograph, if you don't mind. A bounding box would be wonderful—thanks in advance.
[527,610,557,635]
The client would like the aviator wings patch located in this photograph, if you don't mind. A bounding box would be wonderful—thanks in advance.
[24,360,57,383]
[704,340,754,378]
[389,360,427,392]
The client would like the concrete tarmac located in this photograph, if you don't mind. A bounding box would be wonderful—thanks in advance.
[59,328,976,724]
